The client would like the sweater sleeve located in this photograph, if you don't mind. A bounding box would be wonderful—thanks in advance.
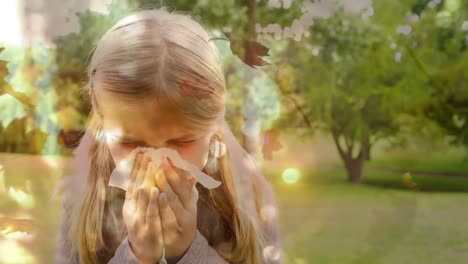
[107,236,141,263]
[53,199,80,264]
[173,229,229,264]
[175,180,284,264]
[53,198,141,264]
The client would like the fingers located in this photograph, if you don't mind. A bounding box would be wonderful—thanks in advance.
[159,191,180,241]
[136,153,151,188]
[168,157,196,191]
[189,184,199,211]
[143,162,156,189]
[155,168,185,225]
[163,157,195,210]
[131,151,143,181]
[146,187,163,236]
[189,177,197,186]
[137,161,157,225]
[137,187,150,225]
[128,152,143,200]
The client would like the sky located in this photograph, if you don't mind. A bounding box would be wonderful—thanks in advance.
[0,0,373,47]
[0,0,112,47]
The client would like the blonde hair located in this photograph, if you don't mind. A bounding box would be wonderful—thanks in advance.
[66,8,266,263]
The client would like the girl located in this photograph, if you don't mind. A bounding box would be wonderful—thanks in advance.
[54,8,283,264]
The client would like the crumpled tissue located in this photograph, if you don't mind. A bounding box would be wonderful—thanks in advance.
[108,146,222,191]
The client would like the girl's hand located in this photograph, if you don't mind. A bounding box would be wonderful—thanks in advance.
[122,152,164,264]
[155,157,199,263]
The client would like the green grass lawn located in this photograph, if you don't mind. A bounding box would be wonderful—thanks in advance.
[267,167,468,264]
[1,152,468,263]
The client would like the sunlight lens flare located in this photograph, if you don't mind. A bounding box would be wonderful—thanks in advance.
[7,187,34,209]
[0,226,34,241]
[42,156,60,169]
[282,168,301,184]
[0,239,35,264]
[103,127,125,144]
[0,225,35,264]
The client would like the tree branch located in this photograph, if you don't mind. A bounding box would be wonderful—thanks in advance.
[285,94,312,128]
[0,86,35,112]
[331,129,348,161]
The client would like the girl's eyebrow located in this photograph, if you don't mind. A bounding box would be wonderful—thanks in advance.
[117,132,196,141]
[171,133,197,140]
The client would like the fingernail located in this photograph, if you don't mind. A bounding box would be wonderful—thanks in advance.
[160,192,166,202]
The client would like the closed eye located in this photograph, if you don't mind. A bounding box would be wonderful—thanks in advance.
[114,138,198,146]
[170,139,197,145]
[116,140,138,146]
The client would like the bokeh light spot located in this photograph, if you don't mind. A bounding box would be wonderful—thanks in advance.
[282,168,301,184]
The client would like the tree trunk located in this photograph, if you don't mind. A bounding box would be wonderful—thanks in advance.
[363,135,371,161]
[344,157,364,183]
[331,129,370,183]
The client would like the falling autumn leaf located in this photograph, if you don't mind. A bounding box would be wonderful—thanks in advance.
[226,33,271,68]
[262,129,283,160]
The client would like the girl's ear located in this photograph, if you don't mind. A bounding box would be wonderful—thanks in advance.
[209,132,226,158]
[211,140,227,158]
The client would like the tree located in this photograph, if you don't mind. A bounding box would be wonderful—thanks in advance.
[272,4,417,183]
[404,0,468,147]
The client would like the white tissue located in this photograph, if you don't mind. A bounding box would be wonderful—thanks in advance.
[108,146,222,191]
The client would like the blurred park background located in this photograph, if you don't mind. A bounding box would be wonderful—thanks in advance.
[0,0,467,263]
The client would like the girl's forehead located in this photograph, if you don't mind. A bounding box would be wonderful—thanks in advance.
[103,99,185,129]
[100,95,213,140]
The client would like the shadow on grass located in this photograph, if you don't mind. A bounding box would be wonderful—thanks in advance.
[269,167,468,194]
[363,174,468,193]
